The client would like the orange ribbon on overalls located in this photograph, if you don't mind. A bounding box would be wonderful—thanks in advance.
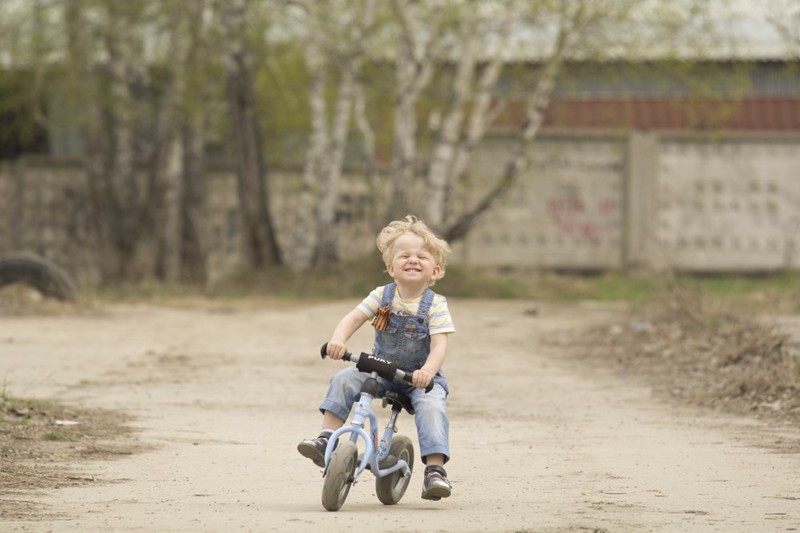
[371,306,394,331]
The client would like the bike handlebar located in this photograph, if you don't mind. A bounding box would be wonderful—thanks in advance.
[320,343,434,393]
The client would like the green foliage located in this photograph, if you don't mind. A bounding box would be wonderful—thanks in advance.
[43,430,80,442]
[0,69,48,158]
[75,265,800,308]
[675,272,799,298]
[525,272,661,303]
[668,272,800,314]
[255,42,310,167]
[1,393,35,427]
[215,259,391,301]
[435,265,536,299]
[1,392,84,442]
[84,280,215,303]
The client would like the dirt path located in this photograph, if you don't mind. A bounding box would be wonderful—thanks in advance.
[1,300,799,532]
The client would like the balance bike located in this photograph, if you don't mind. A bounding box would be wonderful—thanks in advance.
[318,344,432,511]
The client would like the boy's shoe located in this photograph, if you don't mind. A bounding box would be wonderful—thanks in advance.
[421,465,452,501]
[297,433,332,467]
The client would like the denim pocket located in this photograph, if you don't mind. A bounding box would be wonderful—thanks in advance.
[400,331,424,355]
[402,323,427,341]
[378,326,398,349]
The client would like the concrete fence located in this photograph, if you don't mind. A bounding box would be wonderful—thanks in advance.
[457,131,800,273]
[2,130,799,285]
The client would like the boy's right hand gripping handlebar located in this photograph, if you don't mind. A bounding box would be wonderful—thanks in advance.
[320,343,434,393]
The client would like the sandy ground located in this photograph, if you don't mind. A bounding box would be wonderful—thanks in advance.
[1,299,799,532]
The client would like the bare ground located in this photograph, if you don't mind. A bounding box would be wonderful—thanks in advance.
[1,286,799,532]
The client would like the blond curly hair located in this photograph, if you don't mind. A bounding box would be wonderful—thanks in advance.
[376,215,451,284]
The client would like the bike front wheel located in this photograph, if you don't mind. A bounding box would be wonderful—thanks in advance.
[322,440,357,511]
[375,435,414,505]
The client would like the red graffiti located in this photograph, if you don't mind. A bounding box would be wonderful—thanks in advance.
[546,196,616,240]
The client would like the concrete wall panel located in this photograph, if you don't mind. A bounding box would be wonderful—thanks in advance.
[464,135,626,270]
[654,138,800,271]
[2,131,799,282]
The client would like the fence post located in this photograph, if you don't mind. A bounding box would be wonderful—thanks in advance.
[625,132,658,270]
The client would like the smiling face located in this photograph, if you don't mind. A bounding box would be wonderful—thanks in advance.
[386,232,442,291]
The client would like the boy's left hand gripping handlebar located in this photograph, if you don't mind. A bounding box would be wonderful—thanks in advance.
[320,343,434,393]
[319,342,351,361]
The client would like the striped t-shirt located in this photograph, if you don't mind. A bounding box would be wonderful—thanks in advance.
[357,285,455,335]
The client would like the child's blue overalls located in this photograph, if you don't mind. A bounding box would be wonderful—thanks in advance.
[374,283,434,372]
[319,283,451,463]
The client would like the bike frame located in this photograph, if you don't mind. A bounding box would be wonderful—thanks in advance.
[322,371,412,485]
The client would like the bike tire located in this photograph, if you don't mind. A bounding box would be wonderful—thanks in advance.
[375,434,414,505]
[322,440,357,511]
[0,252,76,301]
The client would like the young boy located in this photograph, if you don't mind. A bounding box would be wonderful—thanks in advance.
[297,215,455,500]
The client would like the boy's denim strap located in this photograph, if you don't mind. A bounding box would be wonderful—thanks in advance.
[380,283,396,307]
[417,288,434,319]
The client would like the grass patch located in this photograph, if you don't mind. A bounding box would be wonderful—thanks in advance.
[43,430,80,442]
[1,393,59,432]
[668,272,800,312]
[72,264,800,309]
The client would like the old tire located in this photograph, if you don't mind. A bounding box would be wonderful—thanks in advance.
[0,252,76,301]
[375,435,414,505]
[322,440,357,511]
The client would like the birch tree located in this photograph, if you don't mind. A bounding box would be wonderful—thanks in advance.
[62,0,160,282]
[0,0,52,159]
[287,4,327,270]
[423,2,516,230]
[287,0,376,269]
[32,0,218,283]
[442,0,582,241]
[389,0,440,220]
[767,0,800,56]
[218,0,282,268]
[389,0,716,242]
[152,1,213,283]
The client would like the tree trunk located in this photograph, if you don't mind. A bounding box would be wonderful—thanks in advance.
[313,67,356,266]
[288,19,327,270]
[390,0,434,220]
[180,120,209,284]
[443,16,570,243]
[65,0,149,283]
[162,133,184,282]
[220,0,281,268]
[353,82,381,226]
[156,1,210,284]
[423,14,478,230]
[291,0,375,268]
[446,7,515,220]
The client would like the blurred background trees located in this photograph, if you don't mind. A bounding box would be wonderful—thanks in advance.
[0,0,783,285]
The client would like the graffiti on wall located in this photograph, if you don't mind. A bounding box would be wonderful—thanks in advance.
[545,182,617,242]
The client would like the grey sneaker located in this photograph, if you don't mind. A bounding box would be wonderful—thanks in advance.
[297,433,331,467]
[421,465,452,500]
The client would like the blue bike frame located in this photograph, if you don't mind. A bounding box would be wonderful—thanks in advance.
[323,375,412,485]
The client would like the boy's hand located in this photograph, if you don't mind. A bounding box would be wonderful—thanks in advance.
[412,368,433,389]
[326,340,348,360]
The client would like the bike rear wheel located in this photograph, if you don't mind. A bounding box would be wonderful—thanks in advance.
[375,435,414,505]
[322,440,357,511]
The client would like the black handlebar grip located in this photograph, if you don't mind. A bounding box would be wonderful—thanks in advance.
[399,368,434,393]
[320,343,353,361]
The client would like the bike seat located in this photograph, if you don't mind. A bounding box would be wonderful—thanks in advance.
[382,391,414,415]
